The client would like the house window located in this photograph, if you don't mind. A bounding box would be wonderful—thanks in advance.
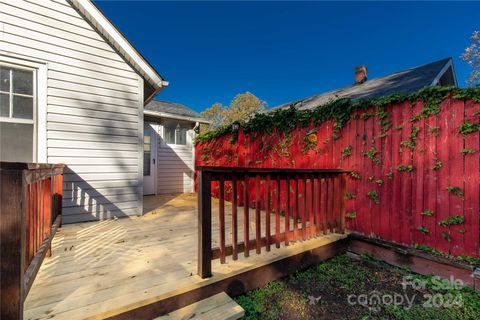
[164,120,189,146]
[0,65,36,162]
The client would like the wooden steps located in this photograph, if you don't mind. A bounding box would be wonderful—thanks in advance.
[154,292,244,320]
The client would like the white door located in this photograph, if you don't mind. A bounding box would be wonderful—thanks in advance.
[143,123,157,195]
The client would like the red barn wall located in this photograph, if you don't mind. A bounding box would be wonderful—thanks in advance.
[195,97,480,258]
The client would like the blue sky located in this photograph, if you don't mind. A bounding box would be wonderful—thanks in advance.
[96,1,480,112]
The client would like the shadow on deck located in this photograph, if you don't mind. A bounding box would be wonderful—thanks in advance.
[24,193,348,320]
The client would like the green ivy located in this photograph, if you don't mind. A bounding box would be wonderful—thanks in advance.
[350,171,361,180]
[341,145,352,160]
[345,192,356,200]
[421,210,434,216]
[386,170,393,179]
[452,87,480,102]
[459,122,480,135]
[462,148,476,155]
[432,159,443,170]
[410,126,421,140]
[439,215,465,227]
[363,146,382,165]
[376,179,384,186]
[364,146,377,159]
[400,140,415,149]
[417,226,430,235]
[196,86,480,143]
[396,164,414,172]
[446,186,464,198]
[367,190,380,204]
[441,232,452,242]
[345,211,357,219]
[395,124,404,130]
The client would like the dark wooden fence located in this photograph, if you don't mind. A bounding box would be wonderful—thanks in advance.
[197,167,349,278]
[0,162,64,320]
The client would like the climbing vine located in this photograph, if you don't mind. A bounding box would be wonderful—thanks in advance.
[196,86,480,143]
[417,226,430,235]
[341,145,352,160]
[396,164,414,172]
[462,148,476,155]
[421,210,434,216]
[446,186,464,198]
[346,211,357,219]
[367,190,380,204]
[438,215,465,227]
[459,122,480,135]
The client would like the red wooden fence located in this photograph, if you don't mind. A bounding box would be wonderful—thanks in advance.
[195,96,480,258]
[0,162,64,320]
[197,167,348,278]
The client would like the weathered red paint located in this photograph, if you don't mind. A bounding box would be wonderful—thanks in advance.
[196,97,480,257]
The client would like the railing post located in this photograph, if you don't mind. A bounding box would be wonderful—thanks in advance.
[0,163,25,320]
[197,169,212,278]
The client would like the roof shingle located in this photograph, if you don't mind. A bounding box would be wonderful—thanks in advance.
[271,58,455,111]
[145,100,202,119]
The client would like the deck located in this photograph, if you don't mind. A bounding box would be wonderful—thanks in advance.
[24,193,347,320]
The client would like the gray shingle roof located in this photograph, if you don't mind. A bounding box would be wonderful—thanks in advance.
[270,58,456,111]
[145,100,202,119]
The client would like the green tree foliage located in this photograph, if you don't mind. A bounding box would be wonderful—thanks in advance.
[201,92,266,130]
[462,31,480,87]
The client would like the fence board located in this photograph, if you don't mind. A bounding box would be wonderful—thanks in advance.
[436,99,452,254]
[464,100,480,257]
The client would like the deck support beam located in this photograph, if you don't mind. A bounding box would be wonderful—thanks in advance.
[198,171,212,278]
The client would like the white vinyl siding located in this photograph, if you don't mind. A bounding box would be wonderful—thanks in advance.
[0,0,143,223]
[157,125,195,194]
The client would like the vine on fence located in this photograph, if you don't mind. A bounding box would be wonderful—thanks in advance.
[196,87,480,143]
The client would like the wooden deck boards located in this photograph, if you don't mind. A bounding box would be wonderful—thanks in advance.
[24,193,346,320]
[154,292,244,320]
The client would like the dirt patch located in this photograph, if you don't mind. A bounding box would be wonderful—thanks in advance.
[235,254,480,320]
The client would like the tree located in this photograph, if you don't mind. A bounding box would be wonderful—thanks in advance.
[201,92,266,130]
[461,31,480,87]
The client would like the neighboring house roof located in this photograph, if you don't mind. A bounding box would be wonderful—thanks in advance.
[270,58,457,111]
[145,100,209,123]
[69,0,168,104]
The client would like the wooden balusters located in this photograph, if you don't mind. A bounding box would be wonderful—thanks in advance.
[255,175,261,254]
[243,174,249,258]
[1,162,64,319]
[302,176,307,240]
[196,167,350,279]
[275,175,281,248]
[285,176,290,246]
[293,175,299,241]
[309,175,315,238]
[232,176,238,260]
[265,175,271,252]
[218,175,226,264]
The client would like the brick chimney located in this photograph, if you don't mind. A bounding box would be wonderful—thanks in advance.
[354,65,368,85]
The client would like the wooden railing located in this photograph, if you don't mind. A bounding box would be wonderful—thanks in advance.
[0,162,65,320]
[197,167,349,278]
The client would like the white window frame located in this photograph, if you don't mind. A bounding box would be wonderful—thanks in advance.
[162,120,190,147]
[0,55,47,163]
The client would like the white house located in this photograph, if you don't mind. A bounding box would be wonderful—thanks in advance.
[0,0,185,223]
[143,100,209,195]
